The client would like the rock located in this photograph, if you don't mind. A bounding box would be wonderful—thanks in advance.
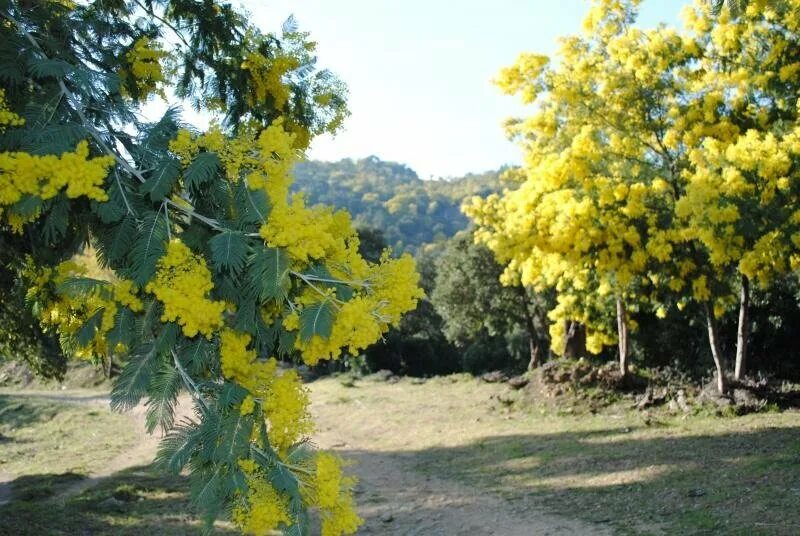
[97,497,126,512]
[507,375,529,390]
[676,389,691,413]
[732,388,764,409]
[481,371,508,383]
[410,377,427,385]
[687,488,706,498]
[373,369,395,382]
[380,513,394,523]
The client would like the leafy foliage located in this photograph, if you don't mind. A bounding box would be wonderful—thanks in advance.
[294,156,503,252]
[0,2,421,534]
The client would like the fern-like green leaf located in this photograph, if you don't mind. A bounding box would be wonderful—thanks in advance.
[141,158,180,202]
[246,247,291,301]
[27,58,72,79]
[145,360,182,433]
[209,230,249,275]
[129,211,168,285]
[184,152,220,193]
[299,300,335,342]
[107,306,136,349]
[42,195,70,243]
[110,342,161,411]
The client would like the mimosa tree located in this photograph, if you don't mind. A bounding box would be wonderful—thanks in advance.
[0,1,422,534]
[466,0,800,393]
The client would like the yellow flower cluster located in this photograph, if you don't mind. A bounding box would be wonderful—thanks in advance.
[0,141,114,231]
[232,473,291,535]
[119,37,168,98]
[232,451,361,536]
[145,239,225,338]
[219,329,313,451]
[0,88,24,131]
[241,51,299,109]
[26,260,142,359]
[283,255,423,365]
[312,452,363,536]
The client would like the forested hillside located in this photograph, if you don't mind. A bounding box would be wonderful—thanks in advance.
[293,156,504,251]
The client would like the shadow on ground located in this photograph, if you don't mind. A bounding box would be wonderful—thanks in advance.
[333,424,800,535]
[2,423,799,535]
[0,465,236,536]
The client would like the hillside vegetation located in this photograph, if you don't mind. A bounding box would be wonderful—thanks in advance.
[294,157,504,252]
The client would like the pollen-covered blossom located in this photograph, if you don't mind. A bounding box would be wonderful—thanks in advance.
[25,260,143,358]
[0,141,115,218]
[232,473,291,535]
[219,329,313,451]
[0,88,24,131]
[119,37,168,98]
[145,239,225,338]
[313,452,363,536]
[241,50,299,109]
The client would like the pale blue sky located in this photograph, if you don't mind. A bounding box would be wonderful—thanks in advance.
[236,1,682,178]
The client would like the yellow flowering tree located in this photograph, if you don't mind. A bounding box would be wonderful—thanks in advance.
[467,0,800,393]
[466,0,694,380]
[1,1,420,534]
[674,1,800,384]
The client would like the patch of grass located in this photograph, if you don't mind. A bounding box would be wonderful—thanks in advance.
[0,391,136,476]
[1,465,236,535]
[310,375,800,535]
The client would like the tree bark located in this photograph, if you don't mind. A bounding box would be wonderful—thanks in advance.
[527,337,541,371]
[516,286,543,370]
[616,297,629,379]
[563,320,586,359]
[705,302,728,394]
[734,275,750,381]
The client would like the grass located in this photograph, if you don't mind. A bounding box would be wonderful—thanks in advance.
[310,374,800,535]
[1,465,237,535]
[0,390,135,476]
[0,391,233,535]
[2,376,799,534]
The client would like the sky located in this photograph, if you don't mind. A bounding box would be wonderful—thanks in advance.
[224,1,682,179]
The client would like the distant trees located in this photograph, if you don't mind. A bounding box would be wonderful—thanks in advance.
[466,0,800,393]
[433,232,551,370]
[294,157,503,252]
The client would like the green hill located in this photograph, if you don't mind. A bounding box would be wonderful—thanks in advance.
[293,156,504,252]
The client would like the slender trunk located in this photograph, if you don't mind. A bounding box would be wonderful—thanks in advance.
[704,302,728,394]
[734,275,750,381]
[516,286,543,370]
[104,355,113,379]
[528,338,541,371]
[563,320,586,359]
[616,297,629,378]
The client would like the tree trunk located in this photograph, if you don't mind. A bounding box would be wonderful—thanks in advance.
[516,286,543,370]
[705,303,728,394]
[734,275,750,381]
[616,297,629,379]
[563,320,586,359]
[527,337,541,371]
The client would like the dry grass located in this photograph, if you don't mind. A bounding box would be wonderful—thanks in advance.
[310,374,800,535]
[2,376,799,535]
[0,390,135,476]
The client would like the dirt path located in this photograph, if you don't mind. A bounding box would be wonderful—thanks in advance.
[327,446,608,536]
[0,390,190,505]
[56,396,177,501]
[312,417,609,535]
[4,389,607,535]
